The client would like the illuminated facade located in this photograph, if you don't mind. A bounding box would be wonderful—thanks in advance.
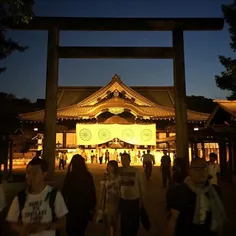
[20,75,210,164]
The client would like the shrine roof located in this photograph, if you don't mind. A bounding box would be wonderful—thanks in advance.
[19,75,209,122]
[205,100,236,126]
[20,97,209,122]
[215,100,236,118]
[57,74,175,109]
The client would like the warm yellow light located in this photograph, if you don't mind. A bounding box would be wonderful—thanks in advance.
[76,124,156,145]
[108,107,124,115]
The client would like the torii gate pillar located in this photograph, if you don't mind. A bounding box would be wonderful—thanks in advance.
[172,29,189,164]
[42,27,59,179]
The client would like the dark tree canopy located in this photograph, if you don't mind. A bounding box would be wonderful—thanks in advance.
[215,3,236,100]
[0,0,34,73]
[186,95,216,114]
[0,92,38,134]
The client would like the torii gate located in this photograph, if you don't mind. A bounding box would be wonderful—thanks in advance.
[8,17,224,178]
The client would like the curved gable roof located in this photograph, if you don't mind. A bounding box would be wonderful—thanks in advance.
[20,96,209,122]
[57,75,175,109]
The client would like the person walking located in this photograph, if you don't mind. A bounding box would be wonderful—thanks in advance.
[63,152,68,167]
[105,150,110,164]
[208,153,220,185]
[61,155,96,236]
[161,150,171,188]
[58,152,65,170]
[99,148,104,165]
[119,153,144,236]
[113,149,119,163]
[6,158,68,236]
[142,150,155,180]
[98,160,120,236]
[91,150,95,163]
[166,158,226,236]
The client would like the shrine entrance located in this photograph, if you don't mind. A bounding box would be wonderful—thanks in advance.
[8,17,224,178]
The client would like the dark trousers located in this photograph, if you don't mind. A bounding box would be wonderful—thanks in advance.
[120,198,140,236]
[162,166,171,187]
[105,157,109,164]
[66,216,88,236]
[144,162,152,179]
[99,156,103,164]
[59,159,65,170]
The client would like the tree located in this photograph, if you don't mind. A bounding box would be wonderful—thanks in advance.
[186,95,216,113]
[0,0,34,73]
[0,92,37,134]
[215,2,236,100]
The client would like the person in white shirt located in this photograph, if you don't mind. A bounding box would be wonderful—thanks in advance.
[90,150,95,163]
[119,153,144,236]
[7,157,68,236]
[142,150,155,180]
[208,153,220,185]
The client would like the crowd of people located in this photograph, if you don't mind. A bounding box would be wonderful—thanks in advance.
[75,148,161,165]
[0,150,226,236]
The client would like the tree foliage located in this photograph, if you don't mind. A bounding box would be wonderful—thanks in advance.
[186,95,216,114]
[0,92,35,133]
[0,0,34,73]
[215,3,236,100]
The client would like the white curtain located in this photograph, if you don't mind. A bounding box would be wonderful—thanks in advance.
[76,124,156,145]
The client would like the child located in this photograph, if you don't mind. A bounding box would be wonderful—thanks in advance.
[98,160,120,236]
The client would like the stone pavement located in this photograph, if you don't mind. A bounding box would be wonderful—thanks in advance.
[2,164,236,236]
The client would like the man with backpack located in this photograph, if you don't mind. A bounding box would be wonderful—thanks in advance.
[6,158,68,236]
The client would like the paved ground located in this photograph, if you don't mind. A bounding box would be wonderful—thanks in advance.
[2,164,236,236]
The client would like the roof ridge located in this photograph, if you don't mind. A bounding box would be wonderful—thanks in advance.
[58,85,174,90]
[75,75,159,107]
[214,99,236,103]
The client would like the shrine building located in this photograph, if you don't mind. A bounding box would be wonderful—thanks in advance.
[19,74,210,164]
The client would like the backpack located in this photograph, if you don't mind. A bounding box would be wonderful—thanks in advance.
[18,188,60,236]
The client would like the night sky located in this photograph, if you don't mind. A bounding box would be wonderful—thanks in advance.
[1,0,235,101]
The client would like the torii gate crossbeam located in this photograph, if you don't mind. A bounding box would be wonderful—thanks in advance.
[7,17,224,179]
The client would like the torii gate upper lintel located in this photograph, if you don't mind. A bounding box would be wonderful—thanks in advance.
[7,17,224,178]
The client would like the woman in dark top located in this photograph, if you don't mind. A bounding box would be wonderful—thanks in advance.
[62,154,97,236]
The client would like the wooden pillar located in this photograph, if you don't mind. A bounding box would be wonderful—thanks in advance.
[193,142,198,158]
[134,145,137,163]
[8,140,13,179]
[63,132,66,148]
[166,131,170,154]
[42,27,59,180]
[172,29,189,165]
[227,141,233,183]
[201,142,205,160]
[233,141,236,174]
[218,139,227,178]
[190,142,194,161]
